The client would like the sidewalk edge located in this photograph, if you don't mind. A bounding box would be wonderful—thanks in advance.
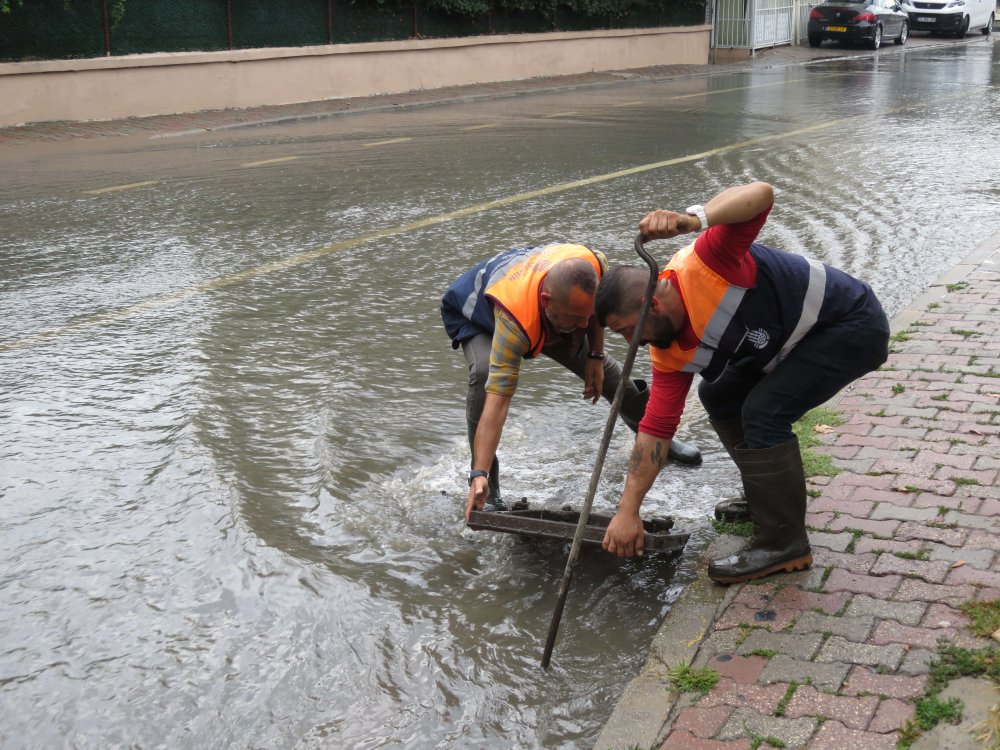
[593,226,1000,750]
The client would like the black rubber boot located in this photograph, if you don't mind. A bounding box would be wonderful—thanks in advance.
[620,379,702,465]
[708,437,812,585]
[711,417,750,523]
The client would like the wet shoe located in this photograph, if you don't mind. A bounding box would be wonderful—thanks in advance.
[714,495,750,523]
[708,437,811,585]
[708,544,813,585]
[668,438,702,465]
[483,497,509,513]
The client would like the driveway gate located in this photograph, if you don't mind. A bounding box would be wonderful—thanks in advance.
[711,0,803,51]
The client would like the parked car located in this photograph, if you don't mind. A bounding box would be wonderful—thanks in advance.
[808,0,910,49]
[899,0,995,37]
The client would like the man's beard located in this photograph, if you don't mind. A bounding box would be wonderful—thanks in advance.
[643,315,678,349]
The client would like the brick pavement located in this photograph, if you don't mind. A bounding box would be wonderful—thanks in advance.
[624,233,1000,749]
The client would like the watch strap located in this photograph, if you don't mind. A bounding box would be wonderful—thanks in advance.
[685,203,708,231]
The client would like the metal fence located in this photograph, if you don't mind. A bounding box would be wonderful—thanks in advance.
[711,0,803,49]
[0,0,703,62]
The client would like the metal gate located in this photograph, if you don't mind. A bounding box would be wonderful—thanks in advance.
[711,0,799,50]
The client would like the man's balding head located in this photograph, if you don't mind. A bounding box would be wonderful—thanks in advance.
[540,257,598,335]
[542,257,598,298]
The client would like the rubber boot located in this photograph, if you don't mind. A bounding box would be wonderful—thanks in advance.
[620,379,702,465]
[708,437,812,585]
[479,456,507,512]
[711,417,750,523]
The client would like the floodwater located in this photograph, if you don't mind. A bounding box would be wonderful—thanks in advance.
[1,39,998,749]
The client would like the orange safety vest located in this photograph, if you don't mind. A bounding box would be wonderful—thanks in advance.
[649,241,749,374]
[485,243,602,359]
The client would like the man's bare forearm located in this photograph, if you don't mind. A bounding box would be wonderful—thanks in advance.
[472,392,511,472]
[618,432,672,514]
[702,181,774,227]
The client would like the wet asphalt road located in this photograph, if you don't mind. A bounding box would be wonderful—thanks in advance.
[1,35,998,749]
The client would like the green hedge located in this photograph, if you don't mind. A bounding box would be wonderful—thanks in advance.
[0,0,704,61]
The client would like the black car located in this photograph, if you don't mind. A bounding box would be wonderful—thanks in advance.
[808,0,909,49]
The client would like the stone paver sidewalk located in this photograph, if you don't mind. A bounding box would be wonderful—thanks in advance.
[599,233,1000,749]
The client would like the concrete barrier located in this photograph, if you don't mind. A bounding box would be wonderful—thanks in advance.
[0,25,710,127]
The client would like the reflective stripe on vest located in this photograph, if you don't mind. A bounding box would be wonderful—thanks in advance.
[485,243,601,359]
[762,257,827,373]
[650,242,747,374]
[458,250,528,321]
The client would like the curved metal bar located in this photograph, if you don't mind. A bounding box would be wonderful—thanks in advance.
[542,232,660,669]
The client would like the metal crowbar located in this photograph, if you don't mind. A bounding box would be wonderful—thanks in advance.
[541,232,661,670]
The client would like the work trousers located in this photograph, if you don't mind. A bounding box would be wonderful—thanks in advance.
[698,312,890,449]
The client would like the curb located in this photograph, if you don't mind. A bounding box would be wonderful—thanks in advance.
[156,37,968,139]
[594,535,745,750]
[0,34,981,146]
[595,226,1000,750]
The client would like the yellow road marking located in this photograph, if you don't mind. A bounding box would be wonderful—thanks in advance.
[78,77,844,196]
[666,81,787,100]
[84,180,159,195]
[240,156,301,168]
[2,101,936,355]
[362,137,413,148]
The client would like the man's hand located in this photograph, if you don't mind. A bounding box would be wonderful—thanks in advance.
[602,433,672,557]
[465,476,489,521]
[639,210,698,240]
[583,358,604,404]
[602,509,645,558]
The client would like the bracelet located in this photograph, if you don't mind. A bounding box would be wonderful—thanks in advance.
[468,469,489,485]
[587,351,605,360]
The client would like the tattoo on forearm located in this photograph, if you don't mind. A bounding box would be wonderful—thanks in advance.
[628,443,643,474]
[651,441,665,468]
[628,440,669,474]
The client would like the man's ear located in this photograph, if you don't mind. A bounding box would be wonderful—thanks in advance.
[648,294,663,314]
[539,290,552,308]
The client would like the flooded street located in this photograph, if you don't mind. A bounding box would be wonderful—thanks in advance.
[1,38,999,748]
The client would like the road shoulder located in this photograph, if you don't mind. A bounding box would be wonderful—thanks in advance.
[596,227,1000,750]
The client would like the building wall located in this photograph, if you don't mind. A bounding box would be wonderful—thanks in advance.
[0,26,710,127]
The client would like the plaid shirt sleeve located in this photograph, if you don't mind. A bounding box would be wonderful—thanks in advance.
[594,248,609,275]
[485,308,529,397]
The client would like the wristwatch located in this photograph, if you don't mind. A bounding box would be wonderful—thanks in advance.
[587,351,605,360]
[685,204,709,231]
[468,469,489,485]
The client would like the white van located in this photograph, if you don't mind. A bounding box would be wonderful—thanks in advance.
[900,0,995,36]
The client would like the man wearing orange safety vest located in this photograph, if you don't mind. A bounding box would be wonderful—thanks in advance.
[595,182,890,585]
[441,243,702,520]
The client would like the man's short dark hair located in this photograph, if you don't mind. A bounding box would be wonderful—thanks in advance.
[595,266,649,327]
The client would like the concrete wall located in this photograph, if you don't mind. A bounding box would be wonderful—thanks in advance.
[0,26,710,127]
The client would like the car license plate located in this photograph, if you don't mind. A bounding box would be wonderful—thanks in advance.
[917,16,935,22]
[825,25,847,32]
